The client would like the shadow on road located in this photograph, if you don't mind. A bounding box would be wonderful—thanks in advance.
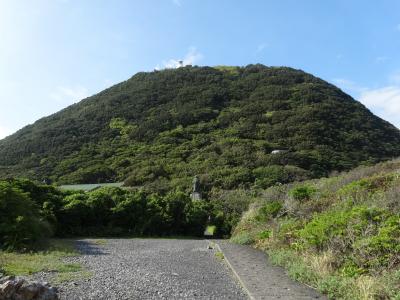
[74,240,108,255]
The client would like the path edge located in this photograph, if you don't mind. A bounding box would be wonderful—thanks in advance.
[210,240,255,300]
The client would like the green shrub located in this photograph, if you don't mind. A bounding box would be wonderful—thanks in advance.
[257,230,271,239]
[287,259,319,286]
[289,185,317,201]
[230,232,254,245]
[255,201,283,224]
[275,218,303,245]
[383,270,400,299]
[340,260,366,277]
[317,276,352,300]
[210,189,254,236]
[253,165,309,189]
[297,206,387,250]
[0,182,50,250]
[204,225,217,236]
[354,215,400,269]
[253,165,287,188]
[268,248,297,268]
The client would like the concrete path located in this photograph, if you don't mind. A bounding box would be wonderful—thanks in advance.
[216,241,325,300]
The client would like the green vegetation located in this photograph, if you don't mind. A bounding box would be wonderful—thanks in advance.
[1,65,399,193]
[231,159,400,299]
[0,239,88,284]
[53,270,93,285]
[215,251,224,260]
[205,225,217,236]
[289,185,317,201]
[0,180,54,250]
[0,178,253,250]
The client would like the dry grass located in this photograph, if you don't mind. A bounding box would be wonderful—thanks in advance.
[354,275,382,300]
[304,251,335,277]
[381,184,400,211]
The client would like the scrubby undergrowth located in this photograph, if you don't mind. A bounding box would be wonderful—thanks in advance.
[231,158,400,299]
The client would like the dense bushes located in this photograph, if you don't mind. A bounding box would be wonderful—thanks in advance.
[0,178,250,250]
[0,181,51,250]
[289,185,317,201]
[55,188,213,237]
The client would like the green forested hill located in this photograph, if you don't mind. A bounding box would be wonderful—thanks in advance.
[0,64,399,192]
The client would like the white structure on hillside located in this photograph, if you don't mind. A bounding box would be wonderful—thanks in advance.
[271,149,284,154]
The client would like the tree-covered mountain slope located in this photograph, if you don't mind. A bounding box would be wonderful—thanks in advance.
[0,64,399,192]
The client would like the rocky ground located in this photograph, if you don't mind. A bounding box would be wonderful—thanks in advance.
[34,238,247,300]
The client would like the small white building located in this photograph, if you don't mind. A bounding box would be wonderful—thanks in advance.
[271,149,285,154]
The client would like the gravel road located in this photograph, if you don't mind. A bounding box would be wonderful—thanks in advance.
[55,239,247,300]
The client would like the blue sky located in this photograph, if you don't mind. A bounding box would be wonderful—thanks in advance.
[1,0,400,139]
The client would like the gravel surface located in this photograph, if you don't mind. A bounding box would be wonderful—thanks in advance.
[50,239,247,300]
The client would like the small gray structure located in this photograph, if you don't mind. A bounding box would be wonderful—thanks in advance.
[190,175,202,201]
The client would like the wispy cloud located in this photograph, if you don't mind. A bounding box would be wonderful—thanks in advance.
[172,0,182,6]
[156,47,203,70]
[375,56,388,63]
[396,24,400,31]
[256,43,267,54]
[50,85,89,104]
[332,78,367,94]
[389,71,400,85]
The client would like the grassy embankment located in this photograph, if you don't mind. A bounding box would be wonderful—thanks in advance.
[0,239,93,284]
[231,159,400,299]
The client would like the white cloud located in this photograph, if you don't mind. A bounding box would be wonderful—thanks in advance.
[0,125,12,139]
[359,86,400,128]
[156,47,203,70]
[50,85,89,104]
[333,77,400,129]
